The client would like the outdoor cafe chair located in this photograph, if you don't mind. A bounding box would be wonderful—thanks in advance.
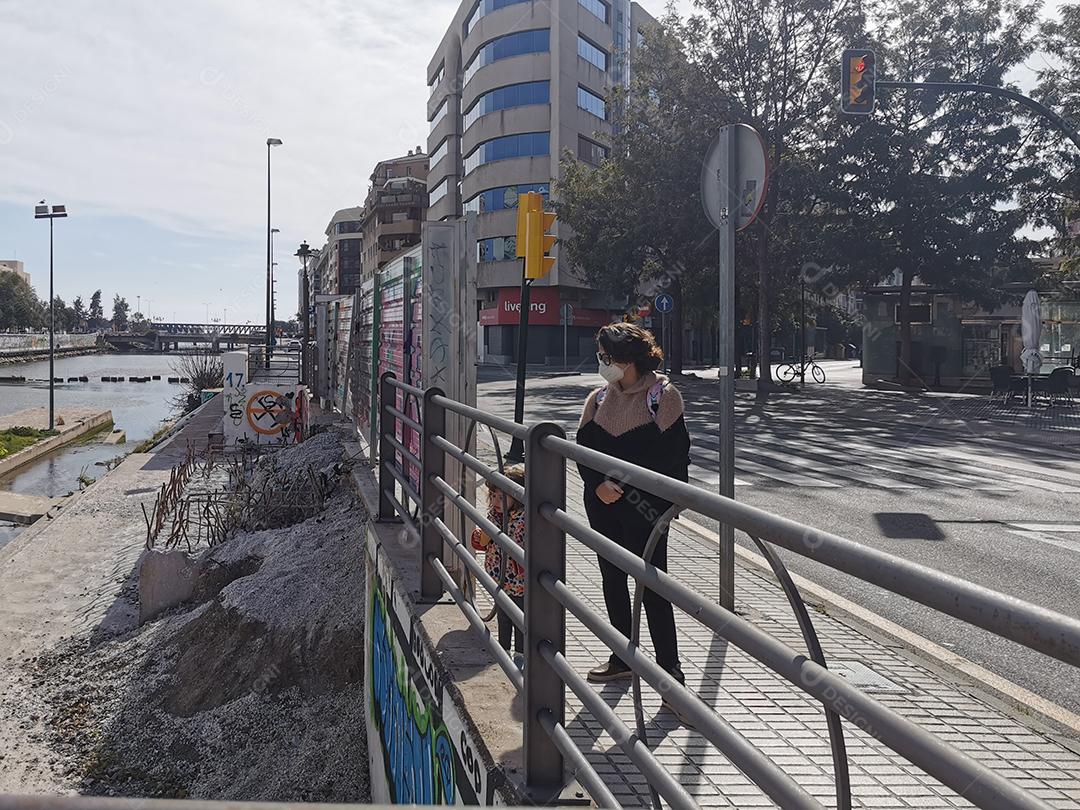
[989,365,1022,404]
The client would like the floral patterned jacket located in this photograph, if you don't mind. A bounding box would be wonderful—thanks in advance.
[471,506,526,598]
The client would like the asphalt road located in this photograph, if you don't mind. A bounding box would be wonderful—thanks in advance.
[477,362,1080,714]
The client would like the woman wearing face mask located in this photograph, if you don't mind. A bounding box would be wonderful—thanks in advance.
[576,322,691,689]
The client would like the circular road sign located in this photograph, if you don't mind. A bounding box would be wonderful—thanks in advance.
[655,293,674,314]
[701,124,770,232]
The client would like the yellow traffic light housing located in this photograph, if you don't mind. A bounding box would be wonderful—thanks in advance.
[841,49,876,115]
[516,191,556,279]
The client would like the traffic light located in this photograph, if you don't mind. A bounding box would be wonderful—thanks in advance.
[841,49,876,115]
[516,191,556,279]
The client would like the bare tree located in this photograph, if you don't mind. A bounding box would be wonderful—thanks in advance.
[170,352,224,414]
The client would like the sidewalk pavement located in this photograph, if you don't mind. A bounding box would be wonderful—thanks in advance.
[471,441,1080,808]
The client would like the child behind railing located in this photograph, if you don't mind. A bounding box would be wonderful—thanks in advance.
[470,464,527,663]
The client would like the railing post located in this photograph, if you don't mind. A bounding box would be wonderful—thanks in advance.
[378,372,396,522]
[524,422,567,795]
[420,387,447,602]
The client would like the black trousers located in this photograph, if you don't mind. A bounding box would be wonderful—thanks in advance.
[498,594,525,654]
[587,502,680,671]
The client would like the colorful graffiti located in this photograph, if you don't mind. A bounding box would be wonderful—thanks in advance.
[370,579,457,805]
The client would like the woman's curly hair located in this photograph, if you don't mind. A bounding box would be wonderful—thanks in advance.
[596,322,664,374]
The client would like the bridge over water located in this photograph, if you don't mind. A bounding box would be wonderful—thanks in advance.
[103,323,269,352]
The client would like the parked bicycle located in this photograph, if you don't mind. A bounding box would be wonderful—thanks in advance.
[776,355,826,384]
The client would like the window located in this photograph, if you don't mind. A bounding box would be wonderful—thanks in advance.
[335,220,362,234]
[429,100,448,132]
[578,35,607,71]
[577,134,608,165]
[464,29,549,85]
[464,183,550,214]
[464,132,549,175]
[430,178,449,205]
[477,236,518,262]
[465,0,531,36]
[579,0,608,23]
[577,85,606,119]
[430,138,449,168]
[428,64,445,91]
[464,81,550,129]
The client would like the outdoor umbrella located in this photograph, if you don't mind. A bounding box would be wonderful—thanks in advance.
[1020,289,1043,406]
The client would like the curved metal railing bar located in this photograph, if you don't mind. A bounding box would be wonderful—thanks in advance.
[748,535,851,810]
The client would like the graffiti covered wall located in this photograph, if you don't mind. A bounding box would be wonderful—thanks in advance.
[221,351,309,446]
[364,530,504,806]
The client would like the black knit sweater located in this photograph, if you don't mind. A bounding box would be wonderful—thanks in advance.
[575,372,691,523]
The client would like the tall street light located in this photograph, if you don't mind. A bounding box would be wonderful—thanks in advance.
[265,137,282,368]
[295,241,312,386]
[34,201,67,431]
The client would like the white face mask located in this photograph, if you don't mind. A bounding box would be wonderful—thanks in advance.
[599,362,626,383]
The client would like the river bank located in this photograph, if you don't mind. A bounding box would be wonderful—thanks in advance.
[0,347,104,367]
[0,412,370,800]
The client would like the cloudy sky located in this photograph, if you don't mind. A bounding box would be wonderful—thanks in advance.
[0,0,1057,324]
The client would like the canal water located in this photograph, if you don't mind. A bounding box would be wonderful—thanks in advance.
[0,353,184,548]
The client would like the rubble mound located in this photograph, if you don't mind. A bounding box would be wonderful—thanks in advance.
[35,430,371,801]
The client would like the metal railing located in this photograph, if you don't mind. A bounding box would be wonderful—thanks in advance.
[376,374,1080,810]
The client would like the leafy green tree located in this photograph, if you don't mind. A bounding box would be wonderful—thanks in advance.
[556,23,728,374]
[50,296,78,333]
[1030,2,1080,275]
[825,0,1039,384]
[112,295,130,331]
[88,289,104,328]
[680,0,864,394]
[71,296,87,332]
[0,272,44,331]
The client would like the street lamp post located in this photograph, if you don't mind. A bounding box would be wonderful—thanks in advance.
[34,201,68,431]
[265,138,283,369]
[295,241,312,386]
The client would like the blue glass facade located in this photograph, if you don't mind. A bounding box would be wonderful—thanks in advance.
[577,34,607,71]
[464,182,550,214]
[579,0,609,23]
[577,85,606,119]
[464,29,550,85]
[465,81,550,130]
[464,132,549,175]
[465,0,531,36]
[477,235,518,263]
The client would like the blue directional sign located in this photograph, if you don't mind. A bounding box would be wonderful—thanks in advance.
[654,293,674,314]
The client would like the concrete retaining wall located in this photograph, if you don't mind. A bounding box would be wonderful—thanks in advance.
[355,466,525,807]
[0,333,99,355]
[0,411,113,478]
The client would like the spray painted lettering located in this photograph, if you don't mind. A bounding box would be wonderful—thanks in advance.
[371,581,456,805]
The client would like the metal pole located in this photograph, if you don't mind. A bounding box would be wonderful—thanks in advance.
[717,125,738,612]
[523,421,567,797]
[48,217,55,431]
[662,311,668,374]
[301,256,310,387]
[265,143,272,370]
[505,266,531,463]
[378,372,397,521]
[421,387,447,601]
[562,304,567,371]
[800,277,806,388]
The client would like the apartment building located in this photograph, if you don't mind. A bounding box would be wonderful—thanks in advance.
[426,0,655,364]
[314,207,364,298]
[359,149,429,281]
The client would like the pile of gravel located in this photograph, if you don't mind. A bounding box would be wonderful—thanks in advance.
[31,432,371,801]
